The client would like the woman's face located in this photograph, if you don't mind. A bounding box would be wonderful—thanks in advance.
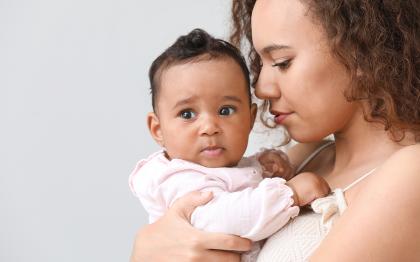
[251,0,359,142]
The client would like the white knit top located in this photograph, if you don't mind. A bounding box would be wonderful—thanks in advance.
[257,142,376,261]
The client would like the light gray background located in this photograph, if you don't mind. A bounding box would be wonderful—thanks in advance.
[1,1,284,261]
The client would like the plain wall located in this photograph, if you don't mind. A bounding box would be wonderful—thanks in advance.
[1,1,284,261]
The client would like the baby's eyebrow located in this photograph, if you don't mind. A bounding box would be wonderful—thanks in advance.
[222,96,243,104]
[172,96,197,110]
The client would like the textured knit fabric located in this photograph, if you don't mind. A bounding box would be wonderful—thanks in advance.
[257,161,377,261]
[256,190,343,261]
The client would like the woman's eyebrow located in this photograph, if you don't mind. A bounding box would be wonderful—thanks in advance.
[262,44,291,55]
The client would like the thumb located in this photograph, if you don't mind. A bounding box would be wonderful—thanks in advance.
[171,191,213,221]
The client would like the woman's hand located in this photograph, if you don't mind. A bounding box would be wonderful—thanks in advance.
[130,191,252,262]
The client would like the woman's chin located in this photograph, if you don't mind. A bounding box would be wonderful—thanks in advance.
[289,131,330,144]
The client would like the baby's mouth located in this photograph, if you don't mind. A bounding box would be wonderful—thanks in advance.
[201,146,224,157]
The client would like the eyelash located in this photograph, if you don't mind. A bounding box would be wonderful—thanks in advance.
[178,106,236,120]
[219,106,236,116]
[272,59,292,70]
[179,109,196,120]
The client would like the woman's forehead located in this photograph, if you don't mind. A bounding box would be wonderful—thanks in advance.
[251,0,324,53]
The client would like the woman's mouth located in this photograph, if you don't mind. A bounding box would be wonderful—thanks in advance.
[273,112,293,125]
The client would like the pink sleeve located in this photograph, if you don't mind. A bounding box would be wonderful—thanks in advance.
[191,177,299,241]
[131,161,236,222]
[128,154,220,222]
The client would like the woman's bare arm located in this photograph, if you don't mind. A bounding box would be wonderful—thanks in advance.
[311,145,420,261]
[130,191,252,262]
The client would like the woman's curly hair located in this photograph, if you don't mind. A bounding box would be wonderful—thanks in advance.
[230,0,420,142]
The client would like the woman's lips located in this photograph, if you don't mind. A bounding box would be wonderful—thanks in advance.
[274,112,293,125]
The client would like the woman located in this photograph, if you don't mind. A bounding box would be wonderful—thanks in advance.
[131,0,420,261]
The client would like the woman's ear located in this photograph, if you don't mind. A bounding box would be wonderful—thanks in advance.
[250,103,258,130]
[147,112,164,147]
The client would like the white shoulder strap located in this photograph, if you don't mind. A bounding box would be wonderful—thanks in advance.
[342,168,377,192]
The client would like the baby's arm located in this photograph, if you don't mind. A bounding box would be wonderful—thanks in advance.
[191,177,300,241]
[191,171,330,241]
[286,172,330,206]
[256,149,330,205]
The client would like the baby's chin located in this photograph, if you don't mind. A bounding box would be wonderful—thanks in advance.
[197,158,240,168]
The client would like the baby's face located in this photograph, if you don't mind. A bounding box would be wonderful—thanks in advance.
[149,58,256,167]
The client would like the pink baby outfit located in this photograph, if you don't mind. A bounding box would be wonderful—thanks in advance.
[129,150,299,261]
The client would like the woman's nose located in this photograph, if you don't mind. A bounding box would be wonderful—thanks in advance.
[200,115,221,136]
[254,66,281,100]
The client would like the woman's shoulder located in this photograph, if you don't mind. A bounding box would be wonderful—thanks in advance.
[363,143,420,207]
[388,143,420,160]
[376,143,420,182]
[311,144,420,261]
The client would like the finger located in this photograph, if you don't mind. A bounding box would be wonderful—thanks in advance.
[171,191,213,220]
[198,231,252,252]
[203,249,242,262]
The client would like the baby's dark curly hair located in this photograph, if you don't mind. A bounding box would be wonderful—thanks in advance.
[149,28,251,112]
[230,0,420,142]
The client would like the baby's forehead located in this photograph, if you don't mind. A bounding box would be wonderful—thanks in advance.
[163,55,242,75]
[153,56,252,112]
[168,56,247,82]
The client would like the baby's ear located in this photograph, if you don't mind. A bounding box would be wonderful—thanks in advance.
[147,112,164,147]
[250,103,258,130]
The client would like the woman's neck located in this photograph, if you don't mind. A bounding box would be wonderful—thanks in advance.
[331,112,408,175]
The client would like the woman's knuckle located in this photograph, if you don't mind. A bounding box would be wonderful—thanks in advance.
[186,250,201,261]
[223,237,237,248]
[189,236,202,249]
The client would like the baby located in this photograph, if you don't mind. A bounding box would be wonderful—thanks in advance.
[129,29,330,261]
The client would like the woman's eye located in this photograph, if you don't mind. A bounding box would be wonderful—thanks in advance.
[272,59,291,70]
[180,110,196,119]
[219,106,235,116]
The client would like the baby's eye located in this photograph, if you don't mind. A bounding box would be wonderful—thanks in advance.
[179,110,196,119]
[219,106,235,116]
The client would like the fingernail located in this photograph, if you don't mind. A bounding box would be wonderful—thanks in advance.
[201,192,211,197]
